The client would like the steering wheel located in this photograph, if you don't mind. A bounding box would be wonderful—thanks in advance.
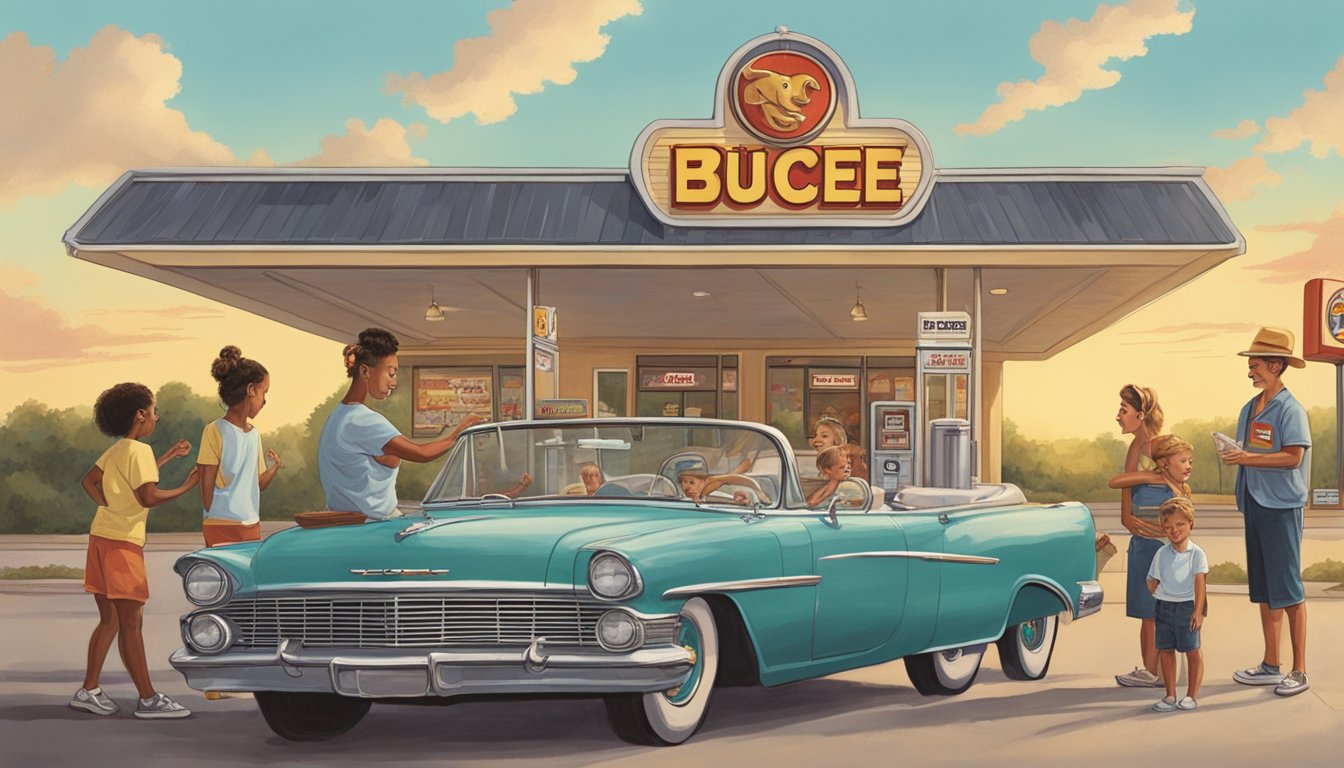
[703,475,768,506]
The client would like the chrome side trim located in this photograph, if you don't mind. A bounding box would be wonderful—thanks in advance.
[1077,580,1104,618]
[661,575,821,599]
[819,551,999,565]
[348,569,451,576]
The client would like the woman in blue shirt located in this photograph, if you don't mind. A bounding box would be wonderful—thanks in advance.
[318,328,479,519]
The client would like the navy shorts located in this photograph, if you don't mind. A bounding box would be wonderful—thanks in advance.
[1154,599,1200,652]
[1126,536,1162,619]
[1243,495,1305,609]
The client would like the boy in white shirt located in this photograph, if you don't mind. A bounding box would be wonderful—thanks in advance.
[1147,497,1209,712]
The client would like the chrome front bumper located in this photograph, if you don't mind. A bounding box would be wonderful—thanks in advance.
[1076,580,1104,618]
[170,638,694,698]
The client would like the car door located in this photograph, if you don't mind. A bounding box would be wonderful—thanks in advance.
[927,506,1012,648]
[801,510,909,660]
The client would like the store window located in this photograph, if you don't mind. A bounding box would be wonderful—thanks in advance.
[594,369,629,418]
[635,355,737,419]
[412,364,524,437]
[766,357,862,450]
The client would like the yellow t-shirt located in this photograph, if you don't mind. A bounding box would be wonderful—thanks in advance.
[89,438,159,546]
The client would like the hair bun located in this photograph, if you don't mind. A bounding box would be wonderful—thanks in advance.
[210,345,244,381]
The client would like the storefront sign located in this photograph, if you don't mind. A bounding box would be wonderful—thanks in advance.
[532,306,557,342]
[810,372,858,389]
[413,368,494,436]
[641,369,714,389]
[1303,278,1344,362]
[917,311,972,341]
[920,349,971,372]
[536,399,589,419]
[1313,489,1339,506]
[630,29,934,228]
[534,347,555,373]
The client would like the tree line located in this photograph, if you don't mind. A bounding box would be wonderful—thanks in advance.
[0,382,439,535]
[0,386,1338,533]
[1002,414,1340,502]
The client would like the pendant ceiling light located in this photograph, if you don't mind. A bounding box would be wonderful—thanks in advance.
[424,284,445,321]
[850,284,869,322]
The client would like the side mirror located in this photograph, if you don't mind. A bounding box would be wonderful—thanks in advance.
[823,479,873,524]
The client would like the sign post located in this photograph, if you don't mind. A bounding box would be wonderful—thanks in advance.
[1303,278,1344,510]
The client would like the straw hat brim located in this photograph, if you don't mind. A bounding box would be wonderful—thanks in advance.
[1237,349,1306,368]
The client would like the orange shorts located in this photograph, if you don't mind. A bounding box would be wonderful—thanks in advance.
[84,535,148,602]
[203,522,262,547]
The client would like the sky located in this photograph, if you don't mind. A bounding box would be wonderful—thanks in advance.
[1,0,1343,440]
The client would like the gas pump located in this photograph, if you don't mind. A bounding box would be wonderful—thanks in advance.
[915,311,973,486]
[869,400,917,498]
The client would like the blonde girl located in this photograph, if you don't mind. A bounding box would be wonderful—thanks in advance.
[1111,432,1193,689]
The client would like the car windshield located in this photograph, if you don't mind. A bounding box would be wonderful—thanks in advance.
[424,422,785,508]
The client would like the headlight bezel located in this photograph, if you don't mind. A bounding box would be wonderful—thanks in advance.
[587,551,643,602]
[184,613,233,655]
[182,559,232,607]
[595,608,645,652]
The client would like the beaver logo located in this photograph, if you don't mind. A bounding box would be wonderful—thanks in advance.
[732,51,836,145]
[1330,288,1344,343]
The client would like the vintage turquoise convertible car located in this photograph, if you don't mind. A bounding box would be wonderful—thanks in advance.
[169,419,1101,745]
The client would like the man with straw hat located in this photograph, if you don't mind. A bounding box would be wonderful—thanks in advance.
[1218,327,1312,697]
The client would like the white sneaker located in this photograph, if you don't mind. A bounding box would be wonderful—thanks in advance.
[1151,696,1177,713]
[70,687,119,716]
[1233,663,1284,686]
[1274,670,1310,697]
[1176,696,1198,711]
[134,692,191,719]
[1116,667,1163,688]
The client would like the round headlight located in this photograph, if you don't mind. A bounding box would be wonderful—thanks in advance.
[186,614,231,654]
[183,561,229,606]
[596,610,643,651]
[589,552,641,600]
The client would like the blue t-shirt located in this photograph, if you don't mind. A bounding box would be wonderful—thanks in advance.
[318,403,402,520]
[1235,388,1311,510]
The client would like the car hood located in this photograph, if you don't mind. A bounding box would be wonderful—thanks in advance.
[249,506,724,589]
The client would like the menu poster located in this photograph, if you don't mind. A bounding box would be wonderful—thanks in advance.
[499,373,524,421]
[893,376,915,401]
[414,368,494,436]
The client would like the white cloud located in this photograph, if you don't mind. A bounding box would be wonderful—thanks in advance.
[289,119,429,167]
[0,27,430,208]
[385,0,642,125]
[1249,204,1344,283]
[1255,55,1344,158]
[955,0,1194,136]
[1203,156,1282,202]
[0,27,238,208]
[1211,119,1260,140]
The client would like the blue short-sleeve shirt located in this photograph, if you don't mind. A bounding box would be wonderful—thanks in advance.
[1235,388,1311,510]
[318,403,403,519]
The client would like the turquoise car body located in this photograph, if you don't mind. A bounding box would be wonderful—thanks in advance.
[168,418,1100,741]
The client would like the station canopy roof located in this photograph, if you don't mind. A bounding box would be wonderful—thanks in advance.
[65,166,1243,360]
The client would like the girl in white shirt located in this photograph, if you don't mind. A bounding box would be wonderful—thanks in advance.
[198,346,281,546]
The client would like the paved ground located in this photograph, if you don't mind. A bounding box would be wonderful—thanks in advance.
[1,508,1342,767]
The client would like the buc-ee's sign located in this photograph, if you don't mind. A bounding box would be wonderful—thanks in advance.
[1304,278,1344,363]
[630,29,935,228]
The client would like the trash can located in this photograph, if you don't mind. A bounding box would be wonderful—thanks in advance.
[928,418,972,489]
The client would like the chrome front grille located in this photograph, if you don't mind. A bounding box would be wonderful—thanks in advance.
[221,593,612,649]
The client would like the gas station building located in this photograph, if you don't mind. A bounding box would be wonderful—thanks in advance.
[63,31,1244,489]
